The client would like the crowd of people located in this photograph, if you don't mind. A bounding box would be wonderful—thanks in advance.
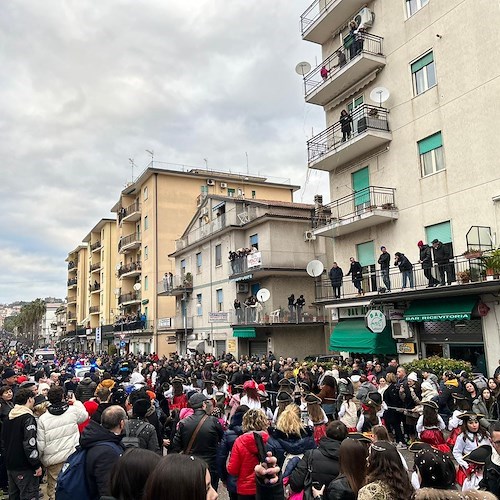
[0,348,500,499]
[229,247,259,274]
[113,311,148,332]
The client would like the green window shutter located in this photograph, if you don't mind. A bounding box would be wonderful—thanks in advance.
[357,240,375,267]
[352,167,370,206]
[411,52,434,73]
[425,221,452,244]
[418,132,442,155]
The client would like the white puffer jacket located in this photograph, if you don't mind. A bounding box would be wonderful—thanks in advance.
[37,400,88,466]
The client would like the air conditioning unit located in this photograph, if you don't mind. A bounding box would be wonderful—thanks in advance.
[304,230,317,242]
[207,179,215,186]
[391,320,414,339]
[237,283,249,293]
[220,182,228,188]
[354,7,374,28]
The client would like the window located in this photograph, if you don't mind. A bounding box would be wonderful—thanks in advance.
[144,216,149,230]
[181,259,186,276]
[406,0,429,17]
[251,190,256,199]
[196,252,202,273]
[215,244,222,267]
[201,185,208,195]
[144,275,148,291]
[144,245,148,260]
[412,52,436,95]
[418,132,444,176]
[196,294,203,316]
[425,221,454,258]
[250,234,259,250]
[143,186,148,200]
[227,188,235,197]
[216,289,223,312]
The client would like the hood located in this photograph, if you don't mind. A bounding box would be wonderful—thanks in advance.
[238,431,269,454]
[48,401,69,416]
[9,404,34,420]
[130,372,145,385]
[80,419,123,449]
[445,379,459,388]
[230,411,245,430]
[318,437,341,459]
[271,428,314,454]
[100,379,115,390]
[80,377,94,386]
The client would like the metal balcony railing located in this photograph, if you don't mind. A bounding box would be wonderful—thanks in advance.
[90,283,100,292]
[118,291,141,305]
[90,262,101,272]
[229,308,327,325]
[67,278,77,286]
[113,319,153,332]
[90,240,102,251]
[118,200,141,222]
[89,305,100,314]
[304,33,384,96]
[118,232,141,252]
[301,0,334,36]
[118,261,142,277]
[157,274,193,294]
[311,186,396,230]
[67,261,76,270]
[308,104,389,164]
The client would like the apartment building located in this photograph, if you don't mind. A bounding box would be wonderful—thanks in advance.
[40,302,63,346]
[162,195,329,358]
[65,245,88,343]
[301,0,500,373]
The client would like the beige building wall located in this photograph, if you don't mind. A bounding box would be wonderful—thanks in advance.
[75,246,88,327]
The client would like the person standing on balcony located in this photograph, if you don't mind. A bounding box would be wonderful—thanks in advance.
[394,252,414,289]
[378,246,391,292]
[288,294,295,322]
[347,257,364,296]
[329,262,343,299]
[234,298,243,323]
[339,110,352,142]
[347,20,358,59]
[432,239,453,286]
[320,65,329,80]
[295,295,306,322]
[418,240,440,287]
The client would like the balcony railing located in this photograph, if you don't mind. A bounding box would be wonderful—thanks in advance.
[89,283,100,292]
[118,232,141,252]
[67,278,77,287]
[311,186,396,229]
[304,33,384,102]
[113,319,153,332]
[308,104,389,165]
[67,261,76,270]
[314,255,496,302]
[67,295,76,304]
[90,240,102,251]
[118,260,142,277]
[89,305,100,314]
[157,316,194,330]
[90,262,101,272]
[229,308,327,325]
[118,200,141,223]
[67,312,75,319]
[118,291,141,305]
[158,274,193,295]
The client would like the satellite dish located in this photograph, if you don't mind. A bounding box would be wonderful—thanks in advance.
[295,61,311,76]
[133,283,142,291]
[256,288,271,302]
[306,260,325,277]
[115,264,121,271]
[369,87,390,107]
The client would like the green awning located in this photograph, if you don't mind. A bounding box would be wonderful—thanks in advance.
[329,320,396,354]
[404,296,477,322]
[233,327,256,338]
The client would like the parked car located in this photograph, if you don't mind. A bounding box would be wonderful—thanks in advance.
[74,365,102,380]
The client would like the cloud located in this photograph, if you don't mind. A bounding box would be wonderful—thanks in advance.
[0,0,327,303]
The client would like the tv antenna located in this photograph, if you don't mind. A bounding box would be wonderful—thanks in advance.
[128,158,135,182]
[369,87,390,107]
[203,158,208,170]
[145,149,154,168]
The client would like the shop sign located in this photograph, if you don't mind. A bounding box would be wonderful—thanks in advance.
[95,327,101,345]
[339,305,369,318]
[209,312,229,323]
[330,308,339,322]
[157,317,172,329]
[365,309,387,333]
[478,302,490,317]
[405,313,470,322]
[227,339,237,354]
[397,342,416,354]
[247,252,262,269]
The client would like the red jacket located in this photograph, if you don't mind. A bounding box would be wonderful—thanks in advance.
[227,430,269,495]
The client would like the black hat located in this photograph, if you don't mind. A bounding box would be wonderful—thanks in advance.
[366,392,382,406]
[340,389,354,397]
[172,376,184,384]
[132,398,151,418]
[347,432,372,444]
[458,411,484,422]
[305,394,321,404]
[276,392,293,403]
[216,374,228,382]
[278,379,294,387]
[34,395,47,406]
[414,448,456,489]
[1,369,16,380]
[463,445,491,465]
[203,379,215,385]
[300,382,311,392]
[431,239,439,244]
[422,400,439,410]
[188,393,209,409]
[452,392,467,401]
[19,381,37,390]
[408,441,433,453]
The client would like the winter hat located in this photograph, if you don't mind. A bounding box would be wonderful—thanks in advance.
[83,400,99,416]
[408,372,419,382]
[34,395,47,406]
[414,448,456,489]
[132,398,151,418]
[17,375,28,384]
[188,393,209,409]
[417,240,424,247]
[2,368,16,380]
[179,407,194,420]
[38,383,50,394]
[243,380,258,391]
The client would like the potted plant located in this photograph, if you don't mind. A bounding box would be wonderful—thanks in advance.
[481,249,500,280]
[457,270,471,284]
[183,272,193,286]
[463,248,483,260]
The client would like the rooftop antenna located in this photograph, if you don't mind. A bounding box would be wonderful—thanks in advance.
[245,152,249,174]
[145,149,154,168]
[203,158,208,170]
[128,158,135,182]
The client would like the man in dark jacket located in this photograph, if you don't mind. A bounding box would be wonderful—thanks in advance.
[289,420,346,492]
[438,371,460,422]
[2,388,42,500]
[126,398,161,454]
[394,252,414,288]
[346,257,363,295]
[479,421,500,496]
[432,239,452,285]
[171,393,224,489]
[377,246,391,291]
[75,373,97,402]
[418,240,439,287]
[80,405,125,500]
[328,262,343,299]
[91,386,113,423]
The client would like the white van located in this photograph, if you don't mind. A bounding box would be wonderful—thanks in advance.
[33,348,56,363]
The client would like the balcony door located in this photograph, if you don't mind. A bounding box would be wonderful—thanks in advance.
[351,166,370,210]
[348,95,364,137]
[356,240,376,292]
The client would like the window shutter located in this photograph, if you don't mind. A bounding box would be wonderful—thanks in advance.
[418,132,442,155]
[411,52,434,73]
[425,221,452,244]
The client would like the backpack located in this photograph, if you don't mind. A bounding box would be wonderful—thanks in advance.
[55,442,122,500]
[282,452,304,478]
[121,420,148,449]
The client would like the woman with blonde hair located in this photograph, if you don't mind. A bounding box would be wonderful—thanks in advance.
[227,409,269,499]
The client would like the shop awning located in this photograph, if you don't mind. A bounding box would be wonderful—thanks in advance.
[404,296,477,322]
[329,320,396,354]
[233,327,256,338]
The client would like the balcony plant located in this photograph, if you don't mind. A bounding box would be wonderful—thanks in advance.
[481,249,500,279]
[463,248,483,260]
[457,270,471,284]
[183,272,193,286]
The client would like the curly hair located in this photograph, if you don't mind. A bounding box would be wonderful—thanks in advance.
[276,403,304,438]
[365,441,414,500]
[242,409,268,432]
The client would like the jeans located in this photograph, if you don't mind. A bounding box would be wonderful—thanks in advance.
[331,283,341,299]
[353,278,363,293]
[402,270,414,288]
[7,469,39,500]
[297,306,303,322]
[381,268,391,290]
[424,268,439,286]
[288,306,295,322]
[438,263,452,285]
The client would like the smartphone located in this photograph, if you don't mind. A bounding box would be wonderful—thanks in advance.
[253,432,267,464]
[67,390,74,399]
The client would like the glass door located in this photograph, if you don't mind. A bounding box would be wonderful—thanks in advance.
[351,166,370,209]
[347,95,364,136]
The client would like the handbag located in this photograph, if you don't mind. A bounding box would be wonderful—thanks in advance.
[181,414,208,455]
[301,450,315,500]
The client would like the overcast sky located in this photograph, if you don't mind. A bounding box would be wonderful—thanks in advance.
[0,0,328,304]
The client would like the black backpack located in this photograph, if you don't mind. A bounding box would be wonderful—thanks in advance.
[122,420,148,448]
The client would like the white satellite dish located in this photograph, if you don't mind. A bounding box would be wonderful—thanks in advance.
[306,260,325,277]
[369,87,390,107]
[295,61,311,76]
[256,288,271,302]
[133,283,142,291]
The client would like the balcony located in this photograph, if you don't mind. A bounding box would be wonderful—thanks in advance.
[89,305,100,315]
[311,186,398,237]
[90,240,102,252]
[157,316,194,331]
[229,309,327,326]
[119,200,141,223]
[67,261,77,272]
[301,0,368,44]
[308,105,392,172]
[118,291,141,306]
[118,261,142,279]
[67,296,77,305]
[90,262,101,273]
[113,319,153,332]
[304,34,385,106]
[158,274,193,296]
[67,278,77,289]
[67,312,76,322]
[118,232,141,253]
[89,282,101,294]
